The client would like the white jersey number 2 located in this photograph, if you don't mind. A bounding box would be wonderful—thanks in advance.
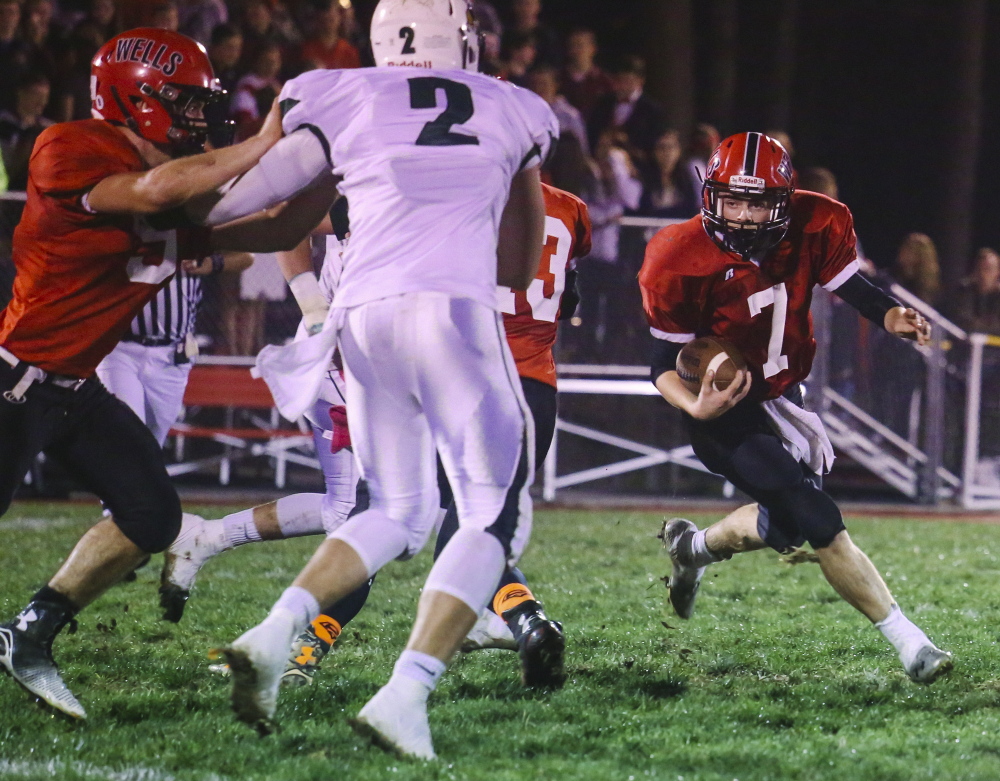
[498,216,572,322]
[126,220,178,285]
[747,283,790,378]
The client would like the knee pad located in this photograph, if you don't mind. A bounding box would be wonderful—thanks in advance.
[112,486,182,553]
[779,479,845,550]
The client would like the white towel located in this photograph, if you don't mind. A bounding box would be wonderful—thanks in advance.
[252,308,345,421]
[761,396,835,475]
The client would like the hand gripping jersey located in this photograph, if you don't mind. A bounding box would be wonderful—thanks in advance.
[498,183,591,387]
[278,67,558,311]
[0,121,208,377]
[639,190,860,400]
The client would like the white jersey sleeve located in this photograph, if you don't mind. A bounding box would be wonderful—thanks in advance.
[504,87,560,173]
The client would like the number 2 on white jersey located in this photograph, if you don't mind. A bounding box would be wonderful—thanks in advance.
[498,216,572,321]
[747,283,789,378]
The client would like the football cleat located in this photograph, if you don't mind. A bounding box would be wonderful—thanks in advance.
[350,677,436,760]
[215,609,299,736]
[660,518,706,620]
[461,609,517,652]
[905,644,954,684]
[502,601,566,689]
[0,607,86,720]
[159,513,226,623]
[280,626,333,688]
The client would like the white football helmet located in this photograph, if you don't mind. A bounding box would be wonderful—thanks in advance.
[370,0,482,71]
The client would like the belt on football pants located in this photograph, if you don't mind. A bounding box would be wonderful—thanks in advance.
[0,344,87,403]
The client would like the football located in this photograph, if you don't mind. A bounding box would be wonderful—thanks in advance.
[675,337,747,393]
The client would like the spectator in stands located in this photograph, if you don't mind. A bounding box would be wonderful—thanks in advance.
[177,0,228,46]
[239,0,289,73]
[638,129,698,220]
[505,0,560,66]
[298,0,361,72]
[526,63,588,156]
[150,1,180,32]
[561,28,611,122]
[209,23,244,97]
[0,0,30,113]
[682,121,719,205]
[949,247,1000,335]
[231,41,283,140]
[73,0,119,48]
[892,232,941,307]
[588,55,667,173]
[20,0,60,83]
[499,30,537,88]
[0,73,54,191]
[578,129,642,354]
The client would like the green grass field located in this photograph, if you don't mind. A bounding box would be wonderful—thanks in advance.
[0,502,998,781]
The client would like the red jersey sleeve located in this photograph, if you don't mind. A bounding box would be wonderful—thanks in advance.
[30,123,139,199]
[638,224,707,340]
[573,196,592,261]
[808,194,860,290]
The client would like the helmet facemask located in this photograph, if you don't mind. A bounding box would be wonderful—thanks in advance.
[703,183,791,258]
[144,82,233,155]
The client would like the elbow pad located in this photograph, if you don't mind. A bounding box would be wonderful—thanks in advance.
[832,272,902,328]
[650,338,684,384]
[204,130,330,226]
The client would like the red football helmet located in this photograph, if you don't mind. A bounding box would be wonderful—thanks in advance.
[702,132,794,257]
[91,28,232,156]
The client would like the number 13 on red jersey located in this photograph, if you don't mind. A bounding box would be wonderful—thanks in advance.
[497,215,573,322]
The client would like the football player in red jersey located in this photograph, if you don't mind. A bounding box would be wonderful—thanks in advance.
[0,28,336,720]
[639,132,953,684]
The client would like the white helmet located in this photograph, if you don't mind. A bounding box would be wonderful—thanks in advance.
[370,0,482,71]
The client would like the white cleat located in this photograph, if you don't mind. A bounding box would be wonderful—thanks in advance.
[905,643,954,684]
[461,610,517,652]
[159,513,227,622]
[659,518,706,620]
[216,610,299,736]
[350,677,436,760]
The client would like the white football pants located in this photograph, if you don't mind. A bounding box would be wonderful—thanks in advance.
[96,341,192,446]
[330,292,534,580]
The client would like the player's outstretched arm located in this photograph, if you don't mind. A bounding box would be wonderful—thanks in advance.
[86,100,284,215]
[498,166,546,290]
[654,368,751,421]
[884,306,931,346]
[209,170,340,254]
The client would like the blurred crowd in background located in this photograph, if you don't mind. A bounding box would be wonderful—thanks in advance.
[0,0,998,363]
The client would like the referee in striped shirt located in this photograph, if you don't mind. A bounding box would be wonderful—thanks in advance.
[96,252,252,446]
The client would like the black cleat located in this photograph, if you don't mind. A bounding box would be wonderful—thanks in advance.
[503,601,566,689]
[0,605,85,720]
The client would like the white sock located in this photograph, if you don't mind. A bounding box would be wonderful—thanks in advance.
[222,508,262,548]
[689,529,724,567]
[876,604,931,669]
[391,650,446,694]
[270,586,320,630]
[275,493,326,537]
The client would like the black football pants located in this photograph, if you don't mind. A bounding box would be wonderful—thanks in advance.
[0,360,182,553]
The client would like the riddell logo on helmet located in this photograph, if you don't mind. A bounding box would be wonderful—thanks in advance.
[112,37,184,77]
[729,174,766,192]
[386,60,434,68]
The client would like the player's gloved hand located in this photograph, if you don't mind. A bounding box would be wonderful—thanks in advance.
[686,367,752,421]
[885,306,931,346]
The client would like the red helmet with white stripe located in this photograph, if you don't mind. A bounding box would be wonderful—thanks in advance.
[702,132,794,257]
[91,28,232,156]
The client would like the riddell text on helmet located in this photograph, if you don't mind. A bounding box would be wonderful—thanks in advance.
[112,37,185,77]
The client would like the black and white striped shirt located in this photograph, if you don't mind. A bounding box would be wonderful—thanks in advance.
[126,271,202,346]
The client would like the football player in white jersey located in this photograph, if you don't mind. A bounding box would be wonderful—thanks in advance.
[197,0,558,759]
